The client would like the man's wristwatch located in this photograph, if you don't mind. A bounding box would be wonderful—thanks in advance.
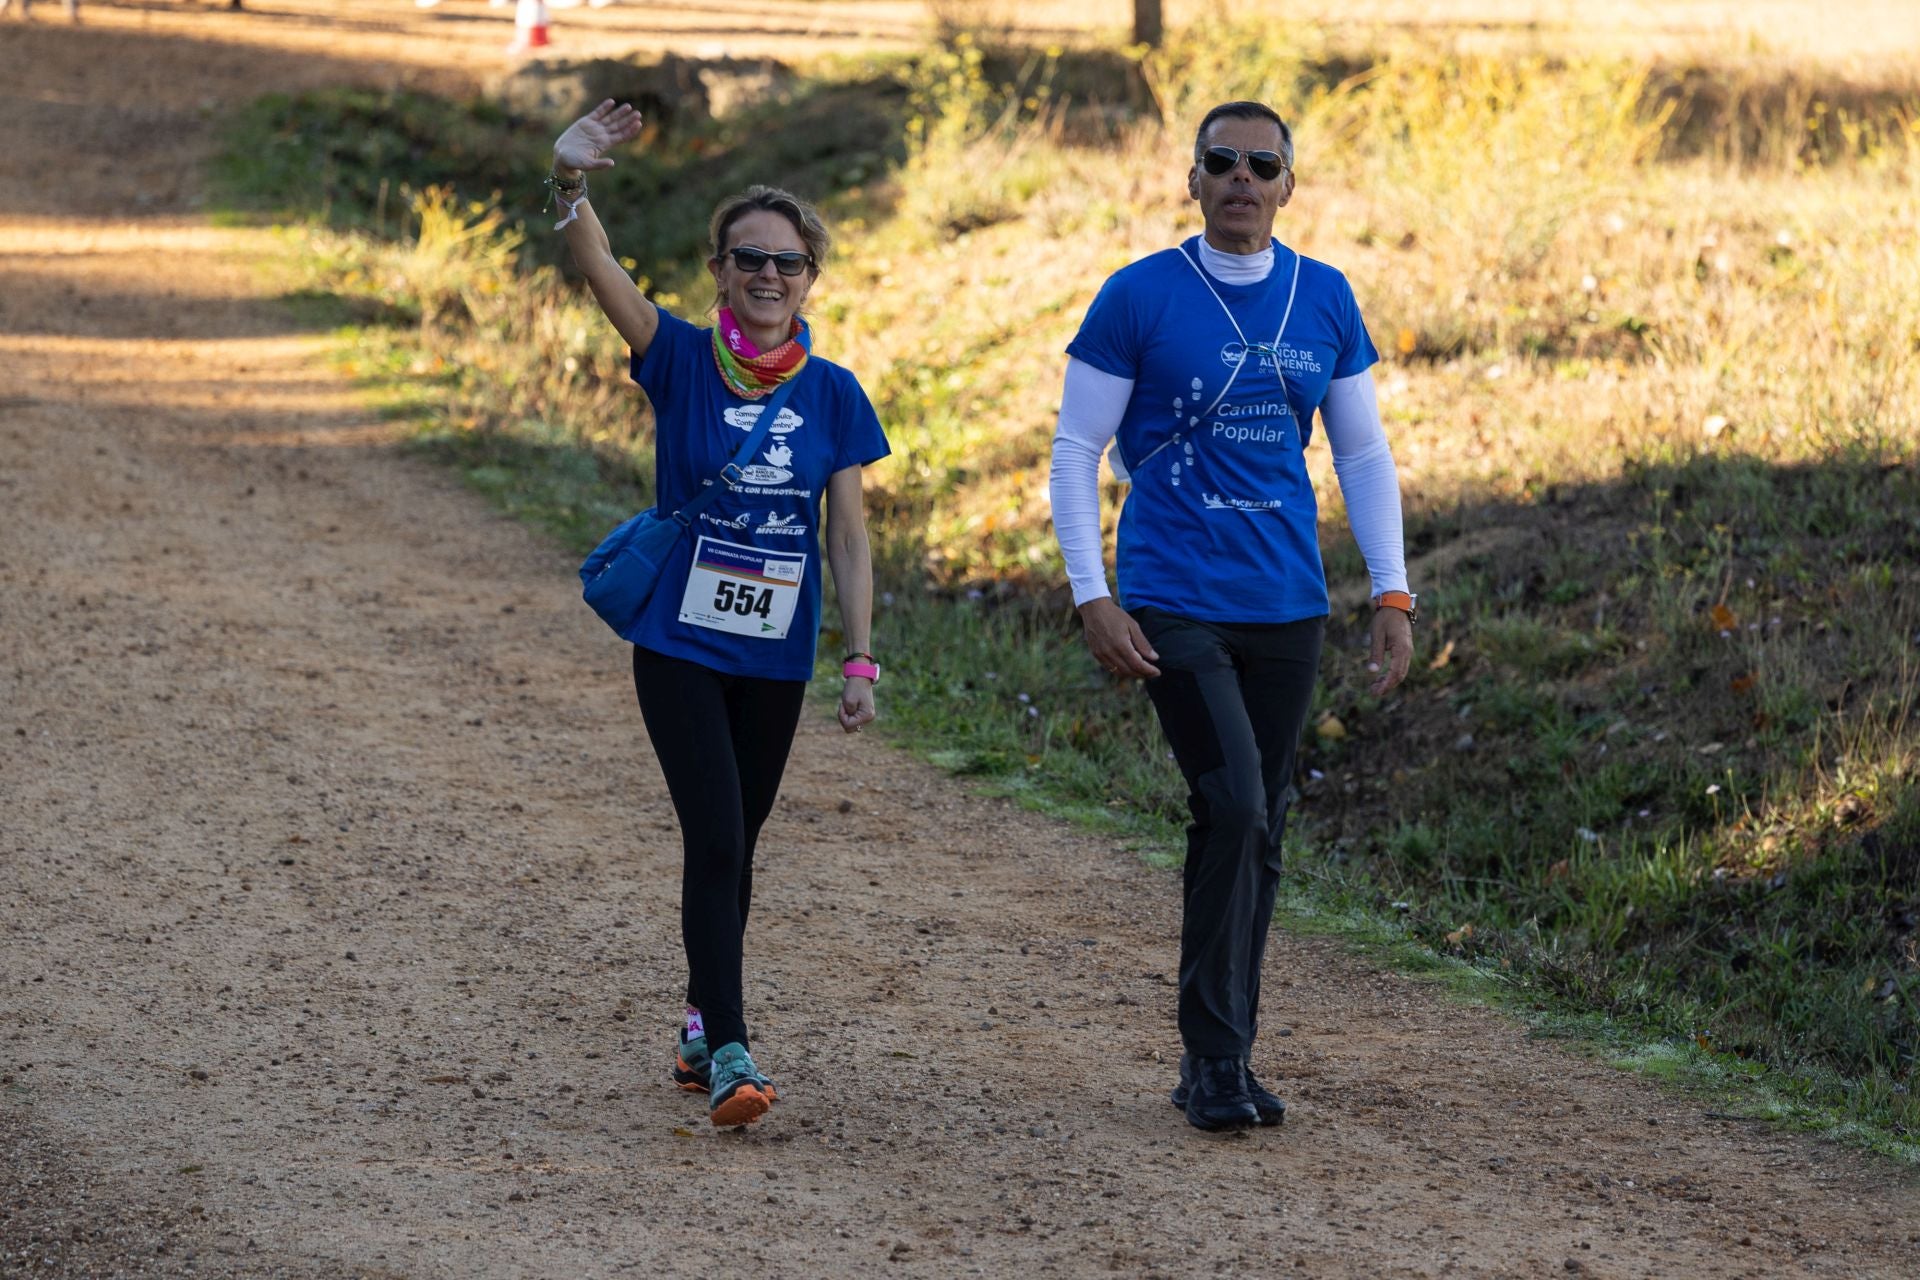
[1373,591,1418,624]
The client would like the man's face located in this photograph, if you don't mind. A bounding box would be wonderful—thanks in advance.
[1187,115,1295,249]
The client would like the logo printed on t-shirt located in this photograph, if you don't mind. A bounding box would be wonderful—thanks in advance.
[1273,341,1324,375]
[721,404,803,436]
[1203,492,1284,513]
[1221,339,1280,371]
[1150,378,1287,513]
[756,511,807,536]
[718,405,804,484]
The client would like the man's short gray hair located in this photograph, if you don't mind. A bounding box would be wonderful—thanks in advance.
[1194,101,1294,169]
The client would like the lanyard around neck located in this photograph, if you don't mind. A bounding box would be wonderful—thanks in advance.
[1179,241,1300,419]
[1130,244,1302,472]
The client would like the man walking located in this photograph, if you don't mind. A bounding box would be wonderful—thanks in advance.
[1049,100,1415,1131]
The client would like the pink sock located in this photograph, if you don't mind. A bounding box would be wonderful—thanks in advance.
[684,1006,704,1039]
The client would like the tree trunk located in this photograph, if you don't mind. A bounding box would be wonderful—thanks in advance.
[1133,0,1163,48]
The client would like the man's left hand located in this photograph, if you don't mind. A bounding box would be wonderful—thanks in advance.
[1367,606,1414,695]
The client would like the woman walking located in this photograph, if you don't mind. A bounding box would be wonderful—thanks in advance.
[551,100,889,1126]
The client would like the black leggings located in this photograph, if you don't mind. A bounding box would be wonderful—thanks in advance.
[632,645,807,1053]
[1132,608,1324,1061]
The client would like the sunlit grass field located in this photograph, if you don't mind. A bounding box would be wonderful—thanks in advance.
[216,8,1920,1144]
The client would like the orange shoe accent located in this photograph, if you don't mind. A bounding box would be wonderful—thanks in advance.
[708,1083,773,1127]
[675,1054,710,1093]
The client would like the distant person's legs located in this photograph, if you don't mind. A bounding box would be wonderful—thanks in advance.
[507,0,549,54]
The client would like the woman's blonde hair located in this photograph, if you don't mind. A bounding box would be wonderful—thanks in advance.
[708,185,832,275]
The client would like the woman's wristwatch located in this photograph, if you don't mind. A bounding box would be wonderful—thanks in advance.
[842,651,880,683]
[1373,591,1418,624]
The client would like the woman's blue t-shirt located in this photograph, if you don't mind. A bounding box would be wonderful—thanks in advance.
[625,306,889,680]
[1065,236,1378,624]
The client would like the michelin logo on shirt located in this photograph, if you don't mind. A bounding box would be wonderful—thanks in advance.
[1204,493,1284,513]
[756,512,807,537]
[722,403,803,485]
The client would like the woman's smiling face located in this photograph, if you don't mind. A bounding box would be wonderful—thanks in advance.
[709,209,817,340]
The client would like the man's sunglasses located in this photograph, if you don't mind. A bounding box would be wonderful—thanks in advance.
[720,246,815,276]
[1199,146,1288,182]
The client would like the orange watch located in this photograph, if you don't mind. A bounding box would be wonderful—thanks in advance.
[1374,591,1418,623]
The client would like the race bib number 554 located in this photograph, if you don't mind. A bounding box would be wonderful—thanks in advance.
[678,535,806,640]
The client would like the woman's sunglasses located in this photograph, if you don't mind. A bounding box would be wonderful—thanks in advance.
[721,246,815,276]
[1199,146,1288,182]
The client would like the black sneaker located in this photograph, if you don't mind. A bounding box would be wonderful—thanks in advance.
[1172,1055,1285,1126]
[1182,1055,1258,1131]
[1243,1067,1287,1126]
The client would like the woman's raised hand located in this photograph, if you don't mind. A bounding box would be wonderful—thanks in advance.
[553,99,644,174]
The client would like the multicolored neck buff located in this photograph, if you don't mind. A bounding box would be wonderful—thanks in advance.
[712,306,810,399]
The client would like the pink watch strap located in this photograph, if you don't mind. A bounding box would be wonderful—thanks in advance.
[842,659,879,683]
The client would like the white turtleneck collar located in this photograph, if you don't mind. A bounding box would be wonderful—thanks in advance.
[1197,236,1275,284]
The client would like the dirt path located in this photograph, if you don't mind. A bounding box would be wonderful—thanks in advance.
[5,9,1920,1279]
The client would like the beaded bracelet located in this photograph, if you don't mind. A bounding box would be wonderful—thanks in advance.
[543,172,588,229]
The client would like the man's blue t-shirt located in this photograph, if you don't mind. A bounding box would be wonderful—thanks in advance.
[626,307,889,680]
[1066,236,1378,624]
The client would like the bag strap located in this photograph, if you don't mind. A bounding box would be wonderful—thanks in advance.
[669,368,809,525]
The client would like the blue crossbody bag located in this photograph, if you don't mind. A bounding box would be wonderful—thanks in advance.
[579,371,806,638]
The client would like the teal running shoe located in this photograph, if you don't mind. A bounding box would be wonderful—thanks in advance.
[673,1030,712,1093]
[706,1041,777,1127]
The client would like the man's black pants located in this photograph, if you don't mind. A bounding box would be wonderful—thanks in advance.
[632,645,807,1054]
[1133,608,1325,1061]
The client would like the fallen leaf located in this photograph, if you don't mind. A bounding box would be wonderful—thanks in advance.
[1315,713,1347,742]
[1445,923,1475,945]
[422,1075,466,1085]
[1396,327,1418,355]
[1729,673,1756,694]
[1427,638,1456,671]
[1709,603,1737,631]
[673,1126,696,1138]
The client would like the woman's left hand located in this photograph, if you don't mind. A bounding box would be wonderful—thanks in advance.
[838,678,876,734]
